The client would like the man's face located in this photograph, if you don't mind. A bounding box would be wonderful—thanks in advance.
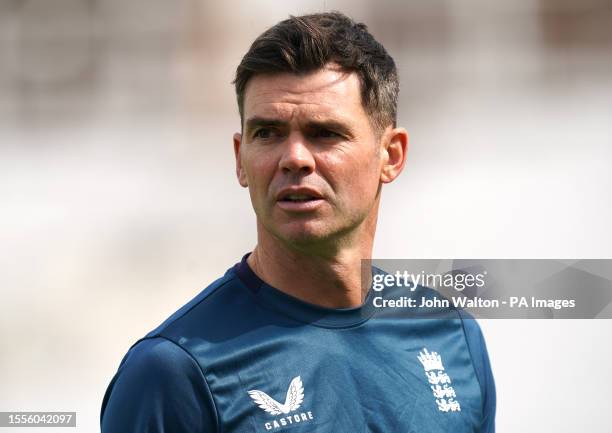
[233,65,389,248]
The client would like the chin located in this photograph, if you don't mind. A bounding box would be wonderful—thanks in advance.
[274,221,335,246]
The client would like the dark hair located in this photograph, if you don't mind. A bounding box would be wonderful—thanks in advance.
[233,12,399,132]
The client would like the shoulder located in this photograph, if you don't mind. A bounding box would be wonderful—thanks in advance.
[110,337,203,385]
[458,312,497,433]
[99,265,245,433]
[146,268,241,338]
[100,337,219,432]
[457,312,492,384]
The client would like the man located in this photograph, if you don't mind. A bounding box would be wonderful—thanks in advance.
[101,12,495,432]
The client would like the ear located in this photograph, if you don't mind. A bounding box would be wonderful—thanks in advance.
[233,132,248,187]
[380,127,408,184]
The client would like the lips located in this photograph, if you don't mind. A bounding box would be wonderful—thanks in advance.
[276,188,323,203]
[281,194,318,202]
[276,187,325,212]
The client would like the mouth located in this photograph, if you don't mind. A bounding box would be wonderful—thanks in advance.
[278,194,321,203]
[276,189,325,212]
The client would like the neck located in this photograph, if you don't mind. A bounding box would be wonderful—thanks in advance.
[247,214,377,309]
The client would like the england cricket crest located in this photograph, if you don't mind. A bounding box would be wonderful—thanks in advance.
[417,348,461,413]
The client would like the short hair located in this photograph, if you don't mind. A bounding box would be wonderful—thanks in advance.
[233,12,399,132]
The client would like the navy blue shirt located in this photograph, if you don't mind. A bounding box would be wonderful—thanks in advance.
[101,256,495,432]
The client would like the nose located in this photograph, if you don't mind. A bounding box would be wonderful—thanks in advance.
[278,133,315,175]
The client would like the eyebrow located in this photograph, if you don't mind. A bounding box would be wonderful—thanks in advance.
[306,120,352,136]
[244,116,353,136]
[244,117,286,134]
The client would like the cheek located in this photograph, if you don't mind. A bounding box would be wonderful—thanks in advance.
[244,151,274,184]
[321,152,380,201]
[328,144,380,179]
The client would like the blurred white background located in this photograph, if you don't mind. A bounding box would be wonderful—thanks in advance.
[1,0,611,431]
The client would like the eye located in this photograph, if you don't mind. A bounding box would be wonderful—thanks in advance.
[313,129,341,139]
[253,128,274,139]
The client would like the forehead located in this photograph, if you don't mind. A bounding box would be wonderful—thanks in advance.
[243,67,367,123]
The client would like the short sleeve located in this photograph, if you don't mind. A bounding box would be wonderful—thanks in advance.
[100,337,219,433]
[461,315,497,433]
